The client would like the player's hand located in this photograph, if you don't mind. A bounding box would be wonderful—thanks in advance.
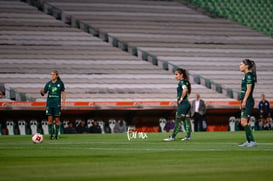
[40,89,44,96]
[241,101,246,109]
[61,102,65,110]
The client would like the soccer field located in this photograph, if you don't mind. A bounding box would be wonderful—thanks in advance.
[0,131,272,181]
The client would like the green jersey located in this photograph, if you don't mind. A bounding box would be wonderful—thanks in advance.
[241,72,255,101]
[177,79,190,101]
[44,80,65,107]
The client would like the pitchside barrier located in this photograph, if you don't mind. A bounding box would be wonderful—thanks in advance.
[0,100,261,111]
[1,100,272,135]
[1,116,272,136]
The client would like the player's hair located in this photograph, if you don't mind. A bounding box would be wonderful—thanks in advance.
[53,70,61,81]
[243,59,257,82]
[176,68,191,94]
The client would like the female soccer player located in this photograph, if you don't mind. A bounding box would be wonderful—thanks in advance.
[40,70,66,140]
[164,68,192,141]
[239,59,257,147]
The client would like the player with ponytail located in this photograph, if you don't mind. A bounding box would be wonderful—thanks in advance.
[239,59,257,147]
[164,68,192,141]
[40,70,66,140]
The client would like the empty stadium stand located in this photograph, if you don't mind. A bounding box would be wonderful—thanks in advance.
[38,0,273,101]
[185,0,273,38]
[0,0,232,104]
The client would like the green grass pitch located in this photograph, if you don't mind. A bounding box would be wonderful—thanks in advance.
[0,131,272,181]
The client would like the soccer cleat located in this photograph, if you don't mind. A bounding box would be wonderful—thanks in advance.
[181,137,191,141]
[247,141,257,147]
[55,135,58,140]
[238,141,249,147]
[50,135,54,140]
[163,136,175,141]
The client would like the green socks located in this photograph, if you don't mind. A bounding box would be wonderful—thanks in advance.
[184,117,192,138]
[171,117,192,139]
[48,124,59,137]
[48,124,53,136]
[171,118,183,138]
[244,125,255,142]
[55,124,60,137]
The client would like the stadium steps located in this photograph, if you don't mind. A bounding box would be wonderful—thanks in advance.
[0,0,230,102]
[7,83,231,101]
[1,71,231,101]
[35,0,273,100]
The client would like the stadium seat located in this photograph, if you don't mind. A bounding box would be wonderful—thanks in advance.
[228,116,236,132]
[62,120,69,129]
[228,116,241,131]
[30,120,39,134]
[87,119,94,128]
[75,119,82,127]
[6,120,15,135]
[108,119,116,133]
[97,120,105,134]
[158,118,167,132]
[41,119,49,135]
[18,120,27,135]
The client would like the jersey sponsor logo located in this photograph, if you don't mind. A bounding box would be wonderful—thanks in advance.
[52,87,57,93]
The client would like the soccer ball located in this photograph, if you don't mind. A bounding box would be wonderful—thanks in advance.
[32,133,43,144]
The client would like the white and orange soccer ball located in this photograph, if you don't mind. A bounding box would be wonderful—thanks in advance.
[32,133,43,144]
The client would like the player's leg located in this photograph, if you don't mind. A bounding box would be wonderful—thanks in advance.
[54,117,60,139]
[46,107,54,139]
[182,115,191,140]
[53,106,62,139]
[239,109,255,147]
[170,103,188,139]
[163,111,184,141]
[239,100,256,147]
[48,115,54,139]
[171,114,184,139]
[164,103,189,141]
[172,102,191,140]
[182,104,192,141]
